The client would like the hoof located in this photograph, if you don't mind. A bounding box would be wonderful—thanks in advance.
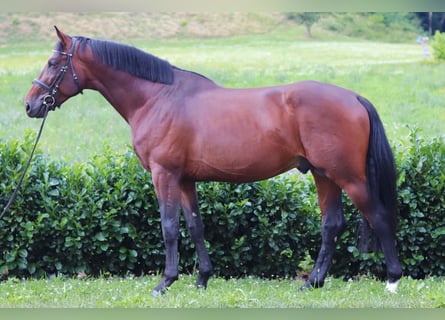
[152,287,167,297]
[152,289,161,297]
[195,272,211,290]
[196,283,207,290]
[300,279,323,291]
[385,280,399,294]
[299,281,314,291]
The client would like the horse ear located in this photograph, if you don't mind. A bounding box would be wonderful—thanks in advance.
[54,25,70,46]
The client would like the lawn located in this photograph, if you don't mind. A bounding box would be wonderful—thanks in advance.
[0,274,444,307]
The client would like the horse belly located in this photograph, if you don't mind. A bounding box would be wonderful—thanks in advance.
[186,134,300,182]
[182,87,303,182]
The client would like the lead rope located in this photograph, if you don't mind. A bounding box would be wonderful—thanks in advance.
[0,106,49,220]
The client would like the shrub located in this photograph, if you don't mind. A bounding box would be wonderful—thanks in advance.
[319,13,420,42]
[394,130,445,278]
[1,131,444,280]
[431,31,445,61]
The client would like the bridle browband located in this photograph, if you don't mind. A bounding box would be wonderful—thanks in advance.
[32,37,83,110]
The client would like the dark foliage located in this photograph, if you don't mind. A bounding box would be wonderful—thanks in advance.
[1,131,444,280]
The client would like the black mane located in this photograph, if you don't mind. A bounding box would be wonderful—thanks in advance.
[76,37,174,84]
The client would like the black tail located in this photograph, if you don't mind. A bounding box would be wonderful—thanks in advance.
[357,95,398,252]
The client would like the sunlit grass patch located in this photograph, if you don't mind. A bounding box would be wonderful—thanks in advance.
[0,275,444,307]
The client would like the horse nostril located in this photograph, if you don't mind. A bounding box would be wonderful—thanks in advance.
[25,102,31,113]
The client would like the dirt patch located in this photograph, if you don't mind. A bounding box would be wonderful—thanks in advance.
[1,12,287,44]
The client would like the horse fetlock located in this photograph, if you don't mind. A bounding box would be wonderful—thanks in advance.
[164,273,179,285]
[388,265,403,282]
[196,270,212,289]
[152,273,178,296]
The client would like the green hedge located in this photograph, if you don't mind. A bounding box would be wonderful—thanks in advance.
[431,31,445,61]
[1,131,444,280]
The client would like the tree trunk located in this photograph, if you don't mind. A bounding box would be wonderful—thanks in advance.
[305,24,312,38]
[439,12,445,32]
[429,12,433,35]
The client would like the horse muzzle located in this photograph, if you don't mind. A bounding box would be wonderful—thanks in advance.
[25,95,58,118]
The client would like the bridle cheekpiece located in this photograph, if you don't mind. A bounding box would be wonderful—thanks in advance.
[32,37,83,110]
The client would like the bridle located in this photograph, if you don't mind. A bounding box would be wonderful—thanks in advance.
[32,37,83,110]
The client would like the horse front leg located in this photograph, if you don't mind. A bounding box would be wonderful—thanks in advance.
[180,180,213,289]
[151,169,181,297]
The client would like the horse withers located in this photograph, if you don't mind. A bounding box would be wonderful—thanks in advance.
[24,27,402,296]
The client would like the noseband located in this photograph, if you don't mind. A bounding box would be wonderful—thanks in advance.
[33,37,83,109]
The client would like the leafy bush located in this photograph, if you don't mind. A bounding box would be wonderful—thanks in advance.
[395,130,445,278]
[1,131,444,280]
[431,31,445,61]
[319,13,421,42]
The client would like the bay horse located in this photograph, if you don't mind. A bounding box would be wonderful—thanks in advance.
[24,27,402,295]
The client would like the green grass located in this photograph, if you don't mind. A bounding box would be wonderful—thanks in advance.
[0,275,444,307]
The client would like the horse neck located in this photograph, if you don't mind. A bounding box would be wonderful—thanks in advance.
[82,62,216,124]
[82,63,169,123]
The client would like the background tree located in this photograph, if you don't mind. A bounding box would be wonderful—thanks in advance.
[415,12,445,34]
[285,12,321,38]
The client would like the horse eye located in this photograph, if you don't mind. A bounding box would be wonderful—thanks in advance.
[48,60,58,68]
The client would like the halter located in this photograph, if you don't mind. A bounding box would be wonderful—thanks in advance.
[32,37,83,109]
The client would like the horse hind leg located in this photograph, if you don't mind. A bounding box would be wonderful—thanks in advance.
[342,180,402,293]
[302,173,346,289]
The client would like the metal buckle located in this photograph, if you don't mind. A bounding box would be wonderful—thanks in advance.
[42,94,56,108]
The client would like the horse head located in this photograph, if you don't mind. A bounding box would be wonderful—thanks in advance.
[25,26,84,118]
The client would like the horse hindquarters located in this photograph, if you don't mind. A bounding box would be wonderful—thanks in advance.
[297,90,402,291]
[330,96,402,291]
